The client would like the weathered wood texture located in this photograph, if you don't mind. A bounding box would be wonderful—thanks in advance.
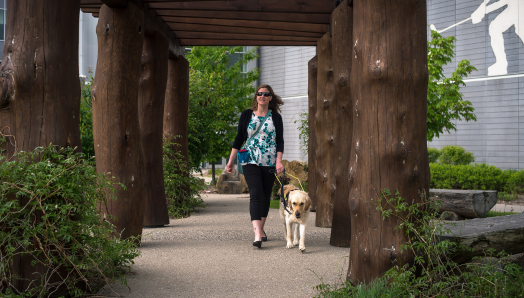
[139,32,170,226]
[92,3,146,240]
[440,214,524,263]
[308,55,318,212]
[0,0,81,157]
[330,2,353,247]
[0,1,82,296]
[348,0,429,283]
[430,189,498,218]
[314,33,335,228]
[163,56,190,196]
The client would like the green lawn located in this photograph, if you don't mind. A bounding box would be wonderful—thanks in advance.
[270,200,280,209]
[486,210,519,217]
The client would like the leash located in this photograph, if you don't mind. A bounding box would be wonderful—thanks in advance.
[271,168,306,215]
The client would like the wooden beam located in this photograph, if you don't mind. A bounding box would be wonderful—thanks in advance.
[103,0,128,7]
[174,31,318,42]
[179,39,316,46]
[163,17,328,33]
[81,7,99,13]
[156,10,331,24]
[148,0,335,14]
[93,13,99,17]
[169,23,323,38]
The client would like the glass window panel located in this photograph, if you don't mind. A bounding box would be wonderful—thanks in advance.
[0,1,4,9]
[0,11,4,40]
[0,41,4,62]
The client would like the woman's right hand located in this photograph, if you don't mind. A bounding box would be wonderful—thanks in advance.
[226,161,234,173]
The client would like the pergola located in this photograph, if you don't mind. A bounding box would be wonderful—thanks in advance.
[1,0,429,295]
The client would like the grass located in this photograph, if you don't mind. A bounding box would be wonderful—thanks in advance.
[203,169,223,177]
[270,200,280,209]
[486,210,520,217]
[498,191,519,201]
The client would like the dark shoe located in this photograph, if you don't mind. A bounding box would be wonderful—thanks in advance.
[262,230,267,242]
[253,241,262,248]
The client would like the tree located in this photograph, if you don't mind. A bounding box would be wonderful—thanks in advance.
[80,69,95,158]
[186,46,258,185]
[427,30,477,141]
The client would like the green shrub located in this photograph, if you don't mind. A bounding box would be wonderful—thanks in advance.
[163,137,205,218]
[0,144,139,297]
[314,189,524,297]
[505,170,524,194]
[430,163,511,191]
[427,147,441,164]
[438,144,475,165]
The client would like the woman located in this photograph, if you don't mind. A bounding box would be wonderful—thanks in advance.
[226,84,285,248]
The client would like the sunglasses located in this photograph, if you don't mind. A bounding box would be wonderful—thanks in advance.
[256,92,272,97]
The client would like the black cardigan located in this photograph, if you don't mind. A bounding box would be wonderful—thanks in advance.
[232,109,284,153]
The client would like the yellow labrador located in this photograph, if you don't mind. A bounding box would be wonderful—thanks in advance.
[279,184,311,253]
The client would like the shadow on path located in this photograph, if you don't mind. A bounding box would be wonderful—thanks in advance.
[97,194,349,298]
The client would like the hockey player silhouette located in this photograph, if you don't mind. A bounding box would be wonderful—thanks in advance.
[472,0,524,76]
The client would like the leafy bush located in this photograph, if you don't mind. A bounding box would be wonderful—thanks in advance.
[505,170,524,194]
[0,144,139,297]
[80,69,95,158]
[430,163,512,191]
[314,189,524,297]
[427,147,441,164]
[293,111,309,155]
[438,144,475,165]
[163,137,205,218]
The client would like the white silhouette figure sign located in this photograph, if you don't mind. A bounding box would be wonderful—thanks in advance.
[472,0,523,76]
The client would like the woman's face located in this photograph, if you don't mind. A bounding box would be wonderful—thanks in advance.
[256,88,272,108]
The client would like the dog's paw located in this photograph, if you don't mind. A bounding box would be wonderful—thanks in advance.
[293,240,299,246]
[300,248,305,254]
[286,242,294,249]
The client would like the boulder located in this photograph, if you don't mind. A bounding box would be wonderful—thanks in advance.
[216,168,248,194]
[430,189,497,218]
[440,214,524,263]
[282,160,308,187]
[440,211,464,221]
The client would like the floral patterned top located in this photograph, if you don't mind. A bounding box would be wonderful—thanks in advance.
[246,110,277,166]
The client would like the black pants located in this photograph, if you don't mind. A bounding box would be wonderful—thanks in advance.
[242,164,276,221]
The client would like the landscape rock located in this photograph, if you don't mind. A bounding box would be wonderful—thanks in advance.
[440,214,524,263]
[440,211,464,221]
[282,160,308,186]
[216,168,248,194]
[430,189,498,218]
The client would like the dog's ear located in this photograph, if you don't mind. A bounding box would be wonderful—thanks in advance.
[305,195,311,211]
[288,197,294,211]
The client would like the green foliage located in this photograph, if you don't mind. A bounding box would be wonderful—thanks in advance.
[427,30,477,141]
[294,112,309,155]
[438,145,475,165]
[186,46,259,170]
[0,144,139,297]
[498,191,519,202]
[486,210,519,217]
[315,189,524,298]
[80,69,95,158]
[428,147,441,164]
[430,163,512,191]
[163,136,205,218]
[505,170,524,194]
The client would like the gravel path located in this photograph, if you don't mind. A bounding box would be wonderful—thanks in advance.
[97,194,349,298]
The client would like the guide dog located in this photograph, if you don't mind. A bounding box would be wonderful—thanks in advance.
[279,184,311,253]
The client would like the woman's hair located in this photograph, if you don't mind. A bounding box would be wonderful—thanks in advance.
[250,84,284,113]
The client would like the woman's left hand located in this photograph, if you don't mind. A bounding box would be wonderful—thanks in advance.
[276,161,284,174]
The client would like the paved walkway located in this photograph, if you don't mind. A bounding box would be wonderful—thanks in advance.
[97,194,349,298]
[492,203,524,213]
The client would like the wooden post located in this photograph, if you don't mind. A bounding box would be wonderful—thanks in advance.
[308,55,318,212]
[330,2,353,247]
[314,32,336,228]
[92,3,146,240]
[163,56,190,177]
[139,32,170,227]
[0,1,82,295]
[348,0,429,283]
[0,0,81,156]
